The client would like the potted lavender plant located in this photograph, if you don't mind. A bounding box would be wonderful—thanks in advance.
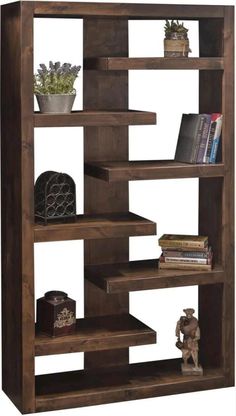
[34,61,81,113]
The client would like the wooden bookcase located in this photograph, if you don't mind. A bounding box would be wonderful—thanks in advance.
[1,1,234,414]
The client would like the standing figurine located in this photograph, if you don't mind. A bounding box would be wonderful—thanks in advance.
[175,308,203,375]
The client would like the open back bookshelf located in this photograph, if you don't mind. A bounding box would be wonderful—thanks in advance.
[1,1,234,414]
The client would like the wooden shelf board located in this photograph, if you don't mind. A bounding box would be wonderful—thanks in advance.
[84,57,224,71]
[34,110,156,128]
[33,2,225,19]
[84,160,225,182]
[85,260,224,293]
[35,313,156,356]
[35,359,224,412]
[34,212,156,243]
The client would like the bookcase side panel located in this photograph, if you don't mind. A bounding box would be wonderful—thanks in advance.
[83,18,129,368]
[199,10,234,384]
[198,19,224,370]
[221,6,234,386]
[1,2,35,413]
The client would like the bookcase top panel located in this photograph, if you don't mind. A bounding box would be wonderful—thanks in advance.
[32,1,226,19]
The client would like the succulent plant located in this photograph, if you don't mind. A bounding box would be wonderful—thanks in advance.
[164,20,189,38]
[34,61,81,95]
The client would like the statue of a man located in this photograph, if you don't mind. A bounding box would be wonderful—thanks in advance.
[175,308,203,375]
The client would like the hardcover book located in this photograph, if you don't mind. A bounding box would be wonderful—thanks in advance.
[196,114,212,163]
[162,247,212,259]
[159,261,212,271]
[204,113,223,163]
[159,234,208,249]
[161,246,210,252]
[174,114,206,164]
[159,254,212,265]
[209,114,223,163]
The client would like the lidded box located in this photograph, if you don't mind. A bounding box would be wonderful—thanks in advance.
[37,291,76,337]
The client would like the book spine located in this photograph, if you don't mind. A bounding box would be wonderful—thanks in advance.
[159,240,207,249]
[196,115,211,163]
[161,246,209,253]
[209,115,223,163]
[162,249,211,259]
[190,115,206,163]
[161,256,210,265]
[204,119,216,162]
[204,113,222,163]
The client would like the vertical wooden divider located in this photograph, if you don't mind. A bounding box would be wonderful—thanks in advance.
[83,19,130,368]
[1,2,35,413]
[199,11,234,384]
[199,19,224,370]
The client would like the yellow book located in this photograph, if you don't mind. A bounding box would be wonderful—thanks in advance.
[158,234,208,249]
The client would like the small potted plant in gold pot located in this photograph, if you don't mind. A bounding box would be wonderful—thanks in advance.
[164,20,191,57]
[34,61,81,113]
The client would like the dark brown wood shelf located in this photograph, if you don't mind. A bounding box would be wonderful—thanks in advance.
[34,212,156,242]
[84,57,224,71]
[85,160,225,182]
[1,1,234,414]
[35,359,224,412]
[35,313,156,356]
[34,2,224,19]
[34,110,156,128]
[85,260,224,293]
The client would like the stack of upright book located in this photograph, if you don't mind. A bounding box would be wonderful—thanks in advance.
[158,234,213,271]
[175,113,222,164]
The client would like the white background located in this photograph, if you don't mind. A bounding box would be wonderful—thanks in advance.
[0,0,235,415]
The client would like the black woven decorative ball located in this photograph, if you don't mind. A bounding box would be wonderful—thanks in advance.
[35,171,76,223]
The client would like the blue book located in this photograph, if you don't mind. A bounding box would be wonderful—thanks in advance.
[209,114,223,163]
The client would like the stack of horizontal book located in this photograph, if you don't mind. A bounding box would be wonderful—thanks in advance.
[158,234,213,271]
[175,113,222,164]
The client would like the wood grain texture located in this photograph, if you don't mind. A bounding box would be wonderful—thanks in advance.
[33,1,225,19]
[83,18,130,368]
[199,178,223,265]
[35,313,156,356]
[1,2,35,413]
[34,212,156,242]
[84,57,224,71]
[198,284,223,369]
[85,160,225,182]
[34,110,156,127]
[1,3,234,413]
[221,7,234,387]
[35,359,224,412]
[199,18,224,58]
[198,71,223,115]
[85,260,224,293]
[199,18,223,372]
